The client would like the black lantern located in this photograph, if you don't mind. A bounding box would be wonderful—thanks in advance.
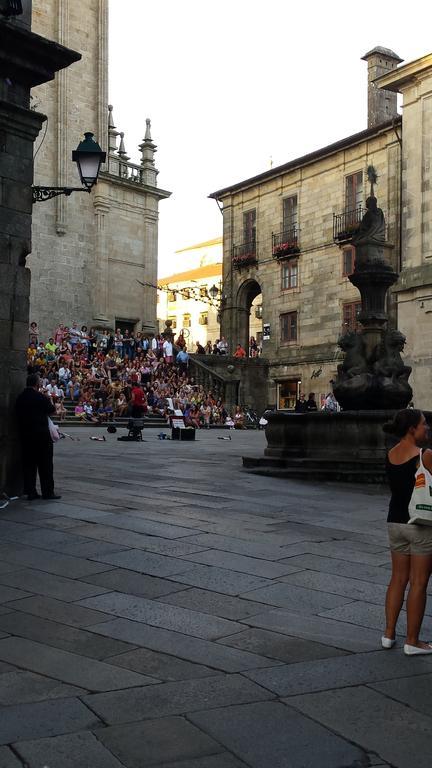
[32,131,106,203]
[72,132,106,190]
[209,284,219,300]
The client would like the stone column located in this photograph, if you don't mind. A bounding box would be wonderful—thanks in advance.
[55,0,69,235]
[0,102,44,495]
[0,2,80,495]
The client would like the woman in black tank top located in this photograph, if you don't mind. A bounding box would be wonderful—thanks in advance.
[383,409,432,655]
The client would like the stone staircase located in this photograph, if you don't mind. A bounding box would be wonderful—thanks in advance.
[56,398,168,430]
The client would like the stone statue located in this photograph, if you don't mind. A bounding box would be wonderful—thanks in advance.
[336,332,368,378]
[352,195,386,247]
[374,330,412,381]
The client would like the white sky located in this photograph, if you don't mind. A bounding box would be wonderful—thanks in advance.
[109,0,431,277]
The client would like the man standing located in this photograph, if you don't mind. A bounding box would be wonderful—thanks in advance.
[176,348,189,376]
[15,374,61,501]
[162,337,173,364]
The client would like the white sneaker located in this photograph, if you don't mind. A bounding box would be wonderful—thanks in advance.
[381,636,396,649]
[404,643,432,655]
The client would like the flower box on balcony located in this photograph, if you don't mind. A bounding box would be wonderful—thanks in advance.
[272,241,300,259]
[233,253,258,269]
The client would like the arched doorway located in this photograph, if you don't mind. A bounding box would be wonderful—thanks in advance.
[236,279,262,354]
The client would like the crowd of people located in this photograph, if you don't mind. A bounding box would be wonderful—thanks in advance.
[26,322,250,428]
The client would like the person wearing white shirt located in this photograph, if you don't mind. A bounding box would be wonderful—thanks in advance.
[162,339,173,364]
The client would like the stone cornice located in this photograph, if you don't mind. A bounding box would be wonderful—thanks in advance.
[376,53,432,92]
[393,264,432,293]
[99,170,171,199]
[0,19,81,87]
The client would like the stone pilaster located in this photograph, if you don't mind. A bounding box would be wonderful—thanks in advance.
[55,0,69,235]
[92,196,110,323]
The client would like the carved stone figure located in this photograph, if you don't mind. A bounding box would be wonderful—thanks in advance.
[374,330,412,381]
[336,332,368,378]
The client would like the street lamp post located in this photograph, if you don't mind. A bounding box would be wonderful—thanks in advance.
[32,132,106,203]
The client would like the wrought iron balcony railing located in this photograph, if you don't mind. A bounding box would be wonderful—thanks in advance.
[232,241,258,269]
[333,207,365,242]
[272,227,300,259]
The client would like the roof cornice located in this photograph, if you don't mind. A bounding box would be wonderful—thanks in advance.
[375,53,432,92]
[209,118,401,200]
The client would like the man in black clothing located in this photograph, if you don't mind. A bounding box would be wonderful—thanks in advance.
[295,392,308,413]
[306,392,318,412]
[15,374,61,501]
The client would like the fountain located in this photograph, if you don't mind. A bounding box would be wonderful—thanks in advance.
[243,168,418,483]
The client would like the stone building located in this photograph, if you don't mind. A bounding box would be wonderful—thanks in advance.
[376,54,432,408]
[157,238,263,353]
[210,47,406,410]
[30,0,170,338]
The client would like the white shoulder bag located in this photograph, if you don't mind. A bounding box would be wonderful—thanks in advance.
[408,451,432,525]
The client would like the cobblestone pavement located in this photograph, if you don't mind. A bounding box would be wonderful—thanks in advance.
[0,428,430,767]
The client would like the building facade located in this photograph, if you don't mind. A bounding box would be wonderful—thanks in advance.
[211,48,408,410]
[30,0,170,338]
[158,239,223,351]
[377,54,432,408]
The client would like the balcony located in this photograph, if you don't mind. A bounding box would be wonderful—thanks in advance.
[333,207,365,243]
[272,227,300,259]
[232,241,258,269]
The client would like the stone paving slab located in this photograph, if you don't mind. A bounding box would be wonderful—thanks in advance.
[0,697,100,745]
[158,587,270,621]
[4,595,113,628]
[81,567,188,599]
[0,543,116,579]
[0,747,23,767]
[246,608,384,652]
[216,627,349,664]
[281,569,388,604]
[0,669,85,706]
[319,600,432,632]
[0,568,111,603]
[180,532,290,561]
[83,673,275,725]
[189,700,368,768]
[67,523,209,557]
[0,584,31,607]
[240,581,354,614]
[289,686,432,768]
[162,564,273,596]
[97,715,222,767]
[106,647,221,681]
[0,637,157,692]
[278,553,392,584]
[0,611,136,660]
[87,513,199,540]
[177,548,303,579]
[14,731,124,768]
[90,618,283,672]
[280,539,389,564]
[78,592,244,640]
[370,673,432,717]
[153,755,249,768]
[89,549,196,578]
[244,649,432,696]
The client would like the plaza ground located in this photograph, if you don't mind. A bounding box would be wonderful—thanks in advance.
[0,429,430,767]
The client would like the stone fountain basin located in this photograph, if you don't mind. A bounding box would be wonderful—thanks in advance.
[243,410,432,483]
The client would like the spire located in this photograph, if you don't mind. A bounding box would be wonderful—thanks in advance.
[118,131,129,161]
[139,118,158,187]
[108,104,119,153]
[145,118,152,141]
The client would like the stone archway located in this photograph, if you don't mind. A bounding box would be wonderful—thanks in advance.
[236,278,262,353]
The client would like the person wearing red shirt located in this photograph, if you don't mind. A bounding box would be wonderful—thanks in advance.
[233,344,247,358]
[131,385,146,417]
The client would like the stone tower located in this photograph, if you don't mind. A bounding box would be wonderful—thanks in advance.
[362,46,403,127]
[30,0,170,337]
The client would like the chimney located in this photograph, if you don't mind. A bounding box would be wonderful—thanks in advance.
[361,47,403,127]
